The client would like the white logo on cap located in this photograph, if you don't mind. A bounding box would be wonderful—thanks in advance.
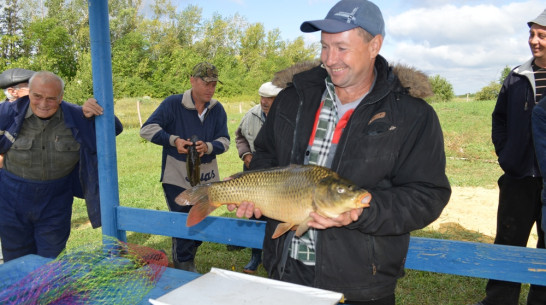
[335,7,359,24]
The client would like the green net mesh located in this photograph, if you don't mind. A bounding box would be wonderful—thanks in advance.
[0,237,168,304]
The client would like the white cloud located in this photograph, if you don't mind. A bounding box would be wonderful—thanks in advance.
[382,0,544,94]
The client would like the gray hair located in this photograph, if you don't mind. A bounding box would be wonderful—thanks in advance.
[29,71,65,97]
[3,89,15,101]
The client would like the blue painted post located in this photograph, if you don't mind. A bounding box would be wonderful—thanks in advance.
[88,0,126,242]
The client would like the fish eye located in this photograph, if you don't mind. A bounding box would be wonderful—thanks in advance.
[336,186,346,194]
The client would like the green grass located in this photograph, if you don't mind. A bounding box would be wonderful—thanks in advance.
[433,99,502,188]
[65,97,529,304]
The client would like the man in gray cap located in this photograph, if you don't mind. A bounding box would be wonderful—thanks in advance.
[228,0,450,304]
[472,9,546,305]
[532,10,546,245]
[0,68,35,263]
[140,62,230,272]
[0,68,35,103]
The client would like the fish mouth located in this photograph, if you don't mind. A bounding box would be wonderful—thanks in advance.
[358,192,372,208]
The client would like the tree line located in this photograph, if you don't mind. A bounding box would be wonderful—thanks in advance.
[0,0,319,104]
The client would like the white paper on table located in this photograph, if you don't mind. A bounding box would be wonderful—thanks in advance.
[149,267,344,305]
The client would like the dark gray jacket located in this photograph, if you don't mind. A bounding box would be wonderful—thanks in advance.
[492,58,542,178]
[251,56,451,301]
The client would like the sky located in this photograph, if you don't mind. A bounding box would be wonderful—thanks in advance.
[155,0,545,95]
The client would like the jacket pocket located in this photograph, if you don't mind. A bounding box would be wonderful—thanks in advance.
[373,234,410,278]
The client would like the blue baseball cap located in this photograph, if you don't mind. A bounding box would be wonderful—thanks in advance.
[300,0,385,37]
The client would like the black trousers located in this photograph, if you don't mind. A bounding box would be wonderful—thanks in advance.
[483,175,546,305]
[163,183,202,263]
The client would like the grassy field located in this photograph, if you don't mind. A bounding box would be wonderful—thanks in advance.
[66,97,525,304]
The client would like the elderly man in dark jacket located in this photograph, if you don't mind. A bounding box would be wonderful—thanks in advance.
[229,1,451,304]
[0,71,123,262]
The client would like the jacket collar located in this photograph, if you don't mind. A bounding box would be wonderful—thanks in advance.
[514,57,537,94]
[181,88,219,110]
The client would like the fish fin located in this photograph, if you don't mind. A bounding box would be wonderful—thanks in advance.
[175,186,218,227]
[174,185,206,206]
[272,223,295,239]
[294,216,313,237]
[187,200,218,227]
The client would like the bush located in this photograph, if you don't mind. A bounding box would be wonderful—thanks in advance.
[475,81,501,101]
[427,75,454,103]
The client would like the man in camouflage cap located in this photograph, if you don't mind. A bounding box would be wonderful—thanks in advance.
[140,62,230,272]
[0,68,35,103]
[191,62,222,83]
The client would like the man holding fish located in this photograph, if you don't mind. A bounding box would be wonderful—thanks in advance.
[140,62,230,272]
[225,0,451,304]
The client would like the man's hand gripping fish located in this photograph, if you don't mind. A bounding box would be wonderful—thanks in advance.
[175,164,371,239]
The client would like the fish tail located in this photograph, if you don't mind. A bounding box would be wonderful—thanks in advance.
[175,185,218,226]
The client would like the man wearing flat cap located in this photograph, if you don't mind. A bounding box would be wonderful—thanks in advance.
[140,61,230,272]
[233,81,283,273]
[0,68,35,103]
[229,0,450,304]
[473,9,546,305]
[0,68,36,262]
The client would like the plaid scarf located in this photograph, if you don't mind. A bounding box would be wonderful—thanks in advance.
[307,78,338,166]
[289,77,339,265]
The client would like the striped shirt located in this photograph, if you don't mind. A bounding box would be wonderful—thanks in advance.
[533,61,546,103]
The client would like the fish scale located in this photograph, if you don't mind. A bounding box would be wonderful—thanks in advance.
[176,164,371,239]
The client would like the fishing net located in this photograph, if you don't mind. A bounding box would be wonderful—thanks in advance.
[0,237,168,304]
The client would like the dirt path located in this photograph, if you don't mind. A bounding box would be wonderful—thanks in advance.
[427,186,539,247]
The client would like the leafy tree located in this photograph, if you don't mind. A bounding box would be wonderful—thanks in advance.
[427,75,455,103]
[64,51,93,104]
[0,0,24,61]
[239,23,266,72]
[109,0,142,44]
[0,1,319,101]
[44,0,89,51]
[475,66,510,101]
[148,46,200,97]
[175,5,202,47]
[23,18,78,79]
[111,31,152,97]
[195,13,239,59]
[499,65,512,84]
[281,36,319,65]
[475,81,501,101]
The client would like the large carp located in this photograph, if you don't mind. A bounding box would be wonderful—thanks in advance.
[185,135,201,187]
[175,164,371,239]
